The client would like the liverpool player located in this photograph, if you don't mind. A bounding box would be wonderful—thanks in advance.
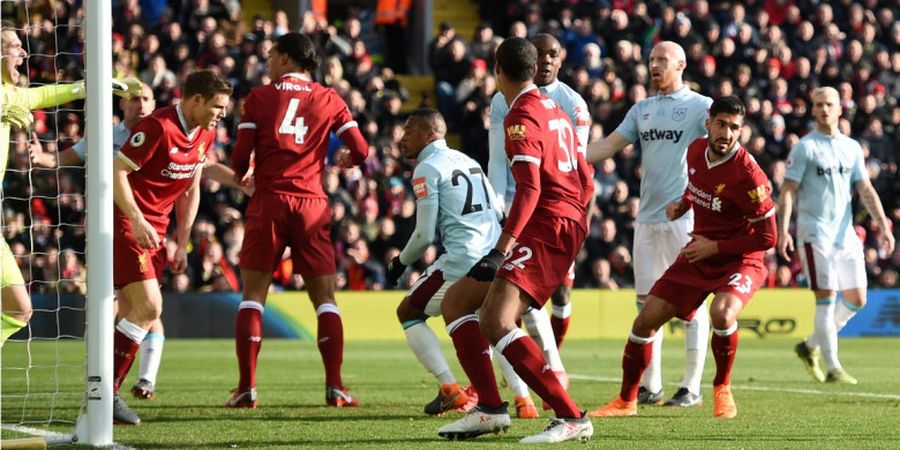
[591,96,776,420]
[112,70,232,424]
[227,32,369,408]
[436,37,594,444]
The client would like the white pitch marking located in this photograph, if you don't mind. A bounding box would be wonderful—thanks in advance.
[569,374,900,400]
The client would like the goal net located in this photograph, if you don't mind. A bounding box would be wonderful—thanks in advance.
[1,0,114,446]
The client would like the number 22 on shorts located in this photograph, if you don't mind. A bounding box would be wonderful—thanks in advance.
[505,245,533,270]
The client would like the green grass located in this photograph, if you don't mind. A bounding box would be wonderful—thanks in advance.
[3,338,900,449]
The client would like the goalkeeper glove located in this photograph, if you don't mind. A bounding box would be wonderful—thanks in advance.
[467,248,507,282]
[385,255,406,287]
[112,77,142,99]
[1,103,34,129]
[73,77,142,99]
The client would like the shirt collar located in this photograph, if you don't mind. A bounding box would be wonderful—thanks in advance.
[175,103,199,140]
[705,140,741,169]
[419,139,449,160]
[539,79,560,95]
[657,85,690,101]
[510,84,538,109]
[282,72,311,81]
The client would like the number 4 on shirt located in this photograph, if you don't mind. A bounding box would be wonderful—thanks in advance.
[279,98,308,144]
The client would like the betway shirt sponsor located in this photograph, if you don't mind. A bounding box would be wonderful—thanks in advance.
[785,130,866,245]
[615,86,712,223]
[488,80,590,212]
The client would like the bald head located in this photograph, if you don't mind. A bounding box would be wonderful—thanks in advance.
[531,33,562,86]
[648,41,687,93]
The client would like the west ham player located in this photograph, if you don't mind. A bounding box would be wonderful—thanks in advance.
[227,32,369,408]
[1,22,141,347]
[487,34,587,417]
[778,87,894,384]
[591,96,776,419]
[386,108,501,415]
[585,41,712,408]
[111,70,232,424]
[436,37,594,444]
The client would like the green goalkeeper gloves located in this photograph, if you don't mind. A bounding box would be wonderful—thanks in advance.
[1,103,34,129]
[112,77,142,99]
[71,77,142,99]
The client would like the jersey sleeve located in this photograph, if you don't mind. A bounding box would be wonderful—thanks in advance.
[849,139,867,184]
[116,117,165,171]
[504,108,543,165]
[231,89,259,177]
[784,140,809,183]
[400,163,441,265]
[3,83,86,111]
[569,97,591,155]
[738,164,776,223]
[695,96,713,137]
[488,93,510,211]
[613,102,640,143]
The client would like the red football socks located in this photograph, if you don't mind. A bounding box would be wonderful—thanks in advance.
[620,339,653,401]
[235,307,262,391]
[449,319,503,409]
[502,336,580,418]
[317,309,345,388]
[551,316,570,348]
[712,332,739,386]
[112,329,141,393]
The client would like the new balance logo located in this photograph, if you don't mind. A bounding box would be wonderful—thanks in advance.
[248,336,262,343]
[318,337,331,343]
[639,129,684,143]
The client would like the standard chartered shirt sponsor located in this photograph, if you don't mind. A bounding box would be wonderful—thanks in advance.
[615,86,712,223]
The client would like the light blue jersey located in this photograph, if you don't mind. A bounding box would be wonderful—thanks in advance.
[71,121,131,161]
[616,86,712,223]
[785,130,866,245]
[401,139,502,280]
[488,80,590,212]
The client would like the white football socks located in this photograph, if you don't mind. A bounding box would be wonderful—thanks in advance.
[682,300,709,395]
[403,321,455,385]
[522,308,565,372]
[138,332,165,384]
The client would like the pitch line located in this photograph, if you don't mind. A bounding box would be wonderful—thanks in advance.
[0,424,136,449]
[569,374,900,400]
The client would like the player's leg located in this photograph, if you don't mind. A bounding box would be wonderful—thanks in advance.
[796,242,834,382]
[708,292,745,419]
[632,223,666,404]
[133,318,164,400]
[396,266,468,414]
[590,294,676,417]
[494,349,538,418]
[824,239,867,384]
[228,268,270,407]
[549,275,573,348]
[521,306,567,412]
[438,276,510,439]
[1,241,31,347]
[113,279,163,425]
[666,298,707,407]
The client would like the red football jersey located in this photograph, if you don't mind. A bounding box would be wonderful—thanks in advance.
[503,86,592,234]
[117,105,213,234]
[233,72,357,197]
[683,137,775,263]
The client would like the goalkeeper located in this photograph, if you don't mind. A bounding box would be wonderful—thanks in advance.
[1,22,141,346]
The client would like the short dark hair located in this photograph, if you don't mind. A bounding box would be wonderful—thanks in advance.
[274,32,319,72]
[408,107,447,136]
[709,95,745,119]
[496,37,536,83]
[184,69,233,100]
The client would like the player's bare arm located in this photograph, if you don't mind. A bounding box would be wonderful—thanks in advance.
[776,180,800,261]
[171,168,203,274]
[113,157,160,250]
[666,199,690,221]
[585,131,630,163]
[855,178,895,255]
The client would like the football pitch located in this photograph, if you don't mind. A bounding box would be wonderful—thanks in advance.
[3,337,899,449]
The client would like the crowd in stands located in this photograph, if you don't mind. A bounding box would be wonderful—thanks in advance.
[2,0,898,297]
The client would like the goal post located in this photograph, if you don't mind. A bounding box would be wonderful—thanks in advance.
[73,0,114,445]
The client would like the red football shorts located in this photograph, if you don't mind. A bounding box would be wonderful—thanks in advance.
[649,255,768,321]
[497,215,585,308]
[240,192,335,277]
[113,219,166,289]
